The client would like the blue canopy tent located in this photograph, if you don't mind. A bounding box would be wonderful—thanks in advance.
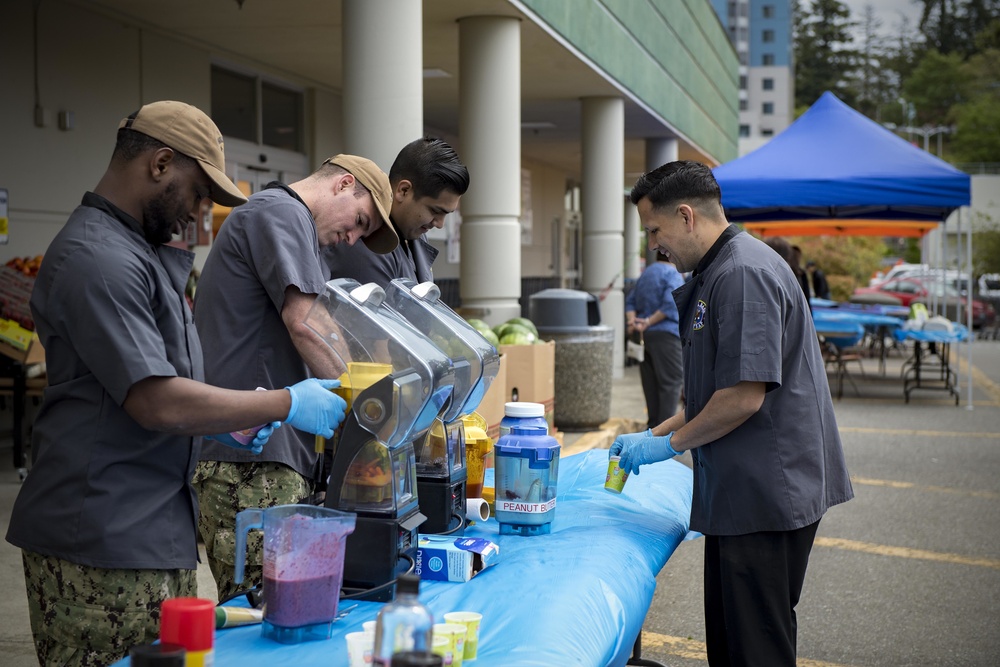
[713,91,971,237]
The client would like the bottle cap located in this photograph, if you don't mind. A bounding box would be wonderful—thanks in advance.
[395,573,421,596]
[390,650,444,666]
[128,643,186,666]
[504,402,544,418]
[160,597,215,651]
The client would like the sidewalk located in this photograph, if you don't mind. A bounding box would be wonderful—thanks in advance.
[2,338,998,666]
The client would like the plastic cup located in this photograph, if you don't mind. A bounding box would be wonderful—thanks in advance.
[345,631,374,667]
[362,620,377,634]
[433,623,467,667]
[604,456,629,494]
[443,611,482,661]
[430,634,451,664]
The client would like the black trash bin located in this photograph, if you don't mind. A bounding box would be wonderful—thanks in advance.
[529,289,614,431]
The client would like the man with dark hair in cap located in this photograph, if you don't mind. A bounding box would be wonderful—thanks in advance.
[5,101,349,667]
[324,136,469,286]
[193,153,399,601]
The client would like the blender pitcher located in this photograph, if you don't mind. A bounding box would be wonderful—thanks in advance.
[234,504,356,644]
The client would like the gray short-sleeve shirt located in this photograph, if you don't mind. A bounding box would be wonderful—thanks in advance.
[673,228,853,535]
[6,194,203,569]
[195,185,329,477]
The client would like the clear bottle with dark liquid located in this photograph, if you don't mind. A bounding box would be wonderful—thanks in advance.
[373,574,433,666]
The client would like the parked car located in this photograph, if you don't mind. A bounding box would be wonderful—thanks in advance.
[870,264,971,293]
[852,277,997,329]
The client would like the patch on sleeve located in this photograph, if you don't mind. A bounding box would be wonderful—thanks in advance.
[693,299,708,331]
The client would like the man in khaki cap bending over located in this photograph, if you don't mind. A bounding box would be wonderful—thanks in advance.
[6,101,350,667]
[193,153,399,601]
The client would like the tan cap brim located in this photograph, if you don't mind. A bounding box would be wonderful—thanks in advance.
[198,158,248,207]
[362,206,399,255]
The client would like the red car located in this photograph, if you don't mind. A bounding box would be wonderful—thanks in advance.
[853,277,996,329]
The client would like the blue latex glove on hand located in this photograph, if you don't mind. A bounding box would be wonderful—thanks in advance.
[205,421,280,456]
[611,429,683,476]
[285,378,348,438]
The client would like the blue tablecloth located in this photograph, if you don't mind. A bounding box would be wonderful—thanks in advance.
[118,450,693,667]
[893,324,970,344]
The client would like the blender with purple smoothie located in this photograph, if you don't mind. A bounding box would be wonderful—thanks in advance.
[234,504,356,644]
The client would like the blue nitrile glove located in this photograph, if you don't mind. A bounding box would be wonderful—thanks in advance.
[285,378,348,438]
[609,429,652,458]
[614,430,683,476]
[204,421,280,456]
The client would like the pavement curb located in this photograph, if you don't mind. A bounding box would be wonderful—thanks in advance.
[560,417,648,457]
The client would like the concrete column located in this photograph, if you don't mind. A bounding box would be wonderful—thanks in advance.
[581,96,625,377]
[457,16,522,325]
[624,201,641,281]
[645,138,678,265]
[342,0,423,171]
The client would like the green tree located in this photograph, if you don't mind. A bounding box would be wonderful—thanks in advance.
[919,0,1000,57]
[901,49,970,126]
[794,0,859,109]
[972,212,1000,276]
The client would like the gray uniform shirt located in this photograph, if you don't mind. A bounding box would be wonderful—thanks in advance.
[6,193,203,569]
[195,185,329,478]
[673,226,853,536]
[324,229,439,288]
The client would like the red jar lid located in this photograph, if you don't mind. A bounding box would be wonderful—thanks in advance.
[160,597,215,651]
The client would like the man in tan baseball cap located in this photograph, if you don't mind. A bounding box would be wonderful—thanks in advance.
[192,151,400,599]
[121,100,248,207]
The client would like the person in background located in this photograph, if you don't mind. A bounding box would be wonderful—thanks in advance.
[612,160,853,667]
[765,237,811,306]
[324,136,469,287]
[4,101,347,667]
[626,253,685,428]
[193,154,398,602]
[807,260,832,300]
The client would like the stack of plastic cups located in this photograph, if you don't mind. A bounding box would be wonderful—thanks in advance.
[160,597,215,667]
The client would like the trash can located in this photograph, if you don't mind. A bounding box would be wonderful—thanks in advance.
[529,289,614,431]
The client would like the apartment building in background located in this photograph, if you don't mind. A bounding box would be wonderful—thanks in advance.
[712,0,794,155]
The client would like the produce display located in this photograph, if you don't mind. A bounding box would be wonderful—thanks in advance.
[0,263,37,331]
[464,316,545,347]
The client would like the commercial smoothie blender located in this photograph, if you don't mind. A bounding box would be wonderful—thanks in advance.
[383,279,501,534]
[304,278,455,600]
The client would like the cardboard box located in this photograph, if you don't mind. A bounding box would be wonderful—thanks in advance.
[0,322,44,365]
[498,340,555,431]
[414,535,500,582]
[476,354,507,442]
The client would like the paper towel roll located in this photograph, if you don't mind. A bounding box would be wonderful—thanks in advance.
[466,497,489,522]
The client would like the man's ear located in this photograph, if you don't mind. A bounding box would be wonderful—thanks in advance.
[337,172,356,193]
[394,179,412,203]
[678,203,695,229]
[150,147,174,181]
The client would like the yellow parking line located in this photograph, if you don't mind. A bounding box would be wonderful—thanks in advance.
[851,476,999,500]
[639,631,857,666]
[840,426,1000,439]
[954,350,1000,404]
[815,537,1000,570]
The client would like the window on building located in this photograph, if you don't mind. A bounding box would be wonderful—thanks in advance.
[739,27,748,41]
[740,75,748,90]
[762,102,774,115]
[729,26,737,40]
[211,65,305,152]
[262,82,303,152]
[739,125,751,137]
[761,128,774,137]
[762,5,775,18]
[739,50,748,65]
[728,1,737,18]
[740,2,749,17]
[739,99,748,111]
[762,53,775,66]
[762,78,774,90]
[763,29,775,43]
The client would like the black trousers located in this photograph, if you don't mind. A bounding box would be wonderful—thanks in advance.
[638,330,683,428]
[703,520,820,667]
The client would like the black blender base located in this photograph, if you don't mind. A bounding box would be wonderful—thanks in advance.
[341,512,424,602]
[416,477,466,534]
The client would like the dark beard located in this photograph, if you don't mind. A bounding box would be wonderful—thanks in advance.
[143,181,181,245]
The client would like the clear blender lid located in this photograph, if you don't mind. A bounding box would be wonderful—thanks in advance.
[304,278,455,448]
[384,279,501,421]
